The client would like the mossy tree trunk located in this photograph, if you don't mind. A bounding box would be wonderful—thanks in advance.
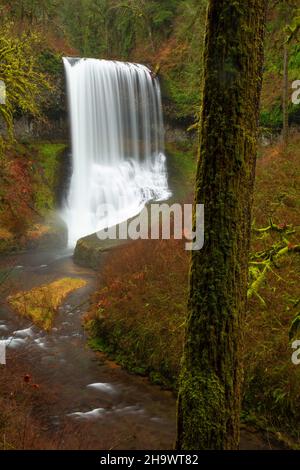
[176,0,267,450]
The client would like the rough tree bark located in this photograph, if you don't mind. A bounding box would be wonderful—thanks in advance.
[176,0,267,450]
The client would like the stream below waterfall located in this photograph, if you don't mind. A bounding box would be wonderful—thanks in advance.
[0,248,176,450]
[0,248,283,450]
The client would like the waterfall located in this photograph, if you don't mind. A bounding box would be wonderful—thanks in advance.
[62,58,171,246]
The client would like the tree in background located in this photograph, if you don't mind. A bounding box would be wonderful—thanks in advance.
[176,0,267,450]
[0,0,208,123]
[156,0,207,123]
[58,0,179,59]
[261,1,300,140]
[0,0,60,26]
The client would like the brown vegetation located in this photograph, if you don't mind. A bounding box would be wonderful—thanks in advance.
[86,133,300,442]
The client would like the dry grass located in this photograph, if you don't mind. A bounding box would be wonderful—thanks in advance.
[85,237,188,386]
[0,353,55,450]
[0,354,105,450]
[242,132,300,436]
[8,278,87,330]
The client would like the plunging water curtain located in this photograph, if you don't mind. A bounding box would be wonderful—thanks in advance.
[63,58,170,246]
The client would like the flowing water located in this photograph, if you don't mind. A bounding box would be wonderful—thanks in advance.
[0,57,276,450]
[62,58,171,246]
[0,58,176,449]
[0,251,281,450]
[0,250,176,449]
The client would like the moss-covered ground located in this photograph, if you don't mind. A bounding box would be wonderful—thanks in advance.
[8,278,86,331]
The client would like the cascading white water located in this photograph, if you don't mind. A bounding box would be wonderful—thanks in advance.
[62,57,171,246]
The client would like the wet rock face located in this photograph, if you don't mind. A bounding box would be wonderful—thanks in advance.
[11,115,69,141]
[0,72,69,141]
[164,123,191,144]
[73,234,102,269]
[72,208,153,269]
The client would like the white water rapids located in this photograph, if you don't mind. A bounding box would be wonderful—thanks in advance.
[62,58,170,246]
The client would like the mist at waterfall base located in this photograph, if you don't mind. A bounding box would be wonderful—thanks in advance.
[62,58,171,247]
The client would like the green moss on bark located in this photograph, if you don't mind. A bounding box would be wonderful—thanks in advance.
[176,0,267,450]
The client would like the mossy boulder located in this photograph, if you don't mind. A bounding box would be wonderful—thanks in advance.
[73,210,153,269]
[74,233,128,270]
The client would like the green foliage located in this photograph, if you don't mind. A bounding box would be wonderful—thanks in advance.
[261,1,300,130]
[1,0,299,125]
[0,24,52,141]
[0,24,54,241]
[248,223,299,306]
[31,143,66,215]
[55,0,207,120]
[58,0,178,59]
[289,299,300,339]
[0,0,61,26]
[260,103,283,130]
[38,50,63,77]
[286,8,300,42]
[165,141,197,199]
[165,0,207,119]
[289,44,300,72]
